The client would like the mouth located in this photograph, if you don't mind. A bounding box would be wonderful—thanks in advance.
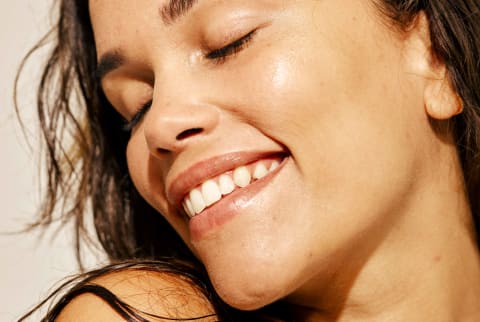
[182,157,284,218]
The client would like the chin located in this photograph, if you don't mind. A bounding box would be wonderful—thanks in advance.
[205,257,302,311]
[213,278,286,310]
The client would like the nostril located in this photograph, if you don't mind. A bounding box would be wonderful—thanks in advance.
[176,128,203,141]
[157,147,169,154]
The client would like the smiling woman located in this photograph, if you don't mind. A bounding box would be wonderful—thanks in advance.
[16,0,480,321]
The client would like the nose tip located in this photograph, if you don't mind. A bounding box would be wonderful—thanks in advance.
[143,102,219,156]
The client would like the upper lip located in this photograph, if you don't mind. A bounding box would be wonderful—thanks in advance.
[167,151,286,208]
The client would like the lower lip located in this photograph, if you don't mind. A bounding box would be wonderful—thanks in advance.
[188,157,288,240]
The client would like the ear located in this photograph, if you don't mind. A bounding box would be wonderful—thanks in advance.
[403,12,463,120]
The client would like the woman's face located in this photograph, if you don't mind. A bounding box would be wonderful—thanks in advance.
[90,0,436,309]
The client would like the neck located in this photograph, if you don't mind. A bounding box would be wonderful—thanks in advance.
[286,146,480,322]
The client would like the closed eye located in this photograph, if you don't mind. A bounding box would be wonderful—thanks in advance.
[206,29,257,64]
[122,100,152,132]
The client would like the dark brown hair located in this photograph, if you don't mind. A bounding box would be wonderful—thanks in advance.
[16,0,480,270]
[16,0,193,265]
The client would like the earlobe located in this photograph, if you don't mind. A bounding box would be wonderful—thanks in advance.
[402,12,463,120]
[424,77,463,120]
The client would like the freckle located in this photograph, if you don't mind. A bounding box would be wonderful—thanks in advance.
[433,255,442,262]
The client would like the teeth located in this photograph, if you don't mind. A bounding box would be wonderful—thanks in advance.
[233,166,251,188]
[183,158,283,218]
[189,189,206,214]
[219,174,235,195]
[201,180,222,207]
[184,198,195,218]
[269,160,280,171]
[253,163,268,179]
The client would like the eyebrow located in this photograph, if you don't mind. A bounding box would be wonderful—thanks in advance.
[95,51,124,81]
[160,0,199,25]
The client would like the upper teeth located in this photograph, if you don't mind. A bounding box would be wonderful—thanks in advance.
[182,159,281,218]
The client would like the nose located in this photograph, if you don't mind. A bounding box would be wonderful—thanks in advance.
[143,92,219,156]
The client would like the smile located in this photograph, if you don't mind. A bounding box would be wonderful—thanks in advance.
[182,158,282,218]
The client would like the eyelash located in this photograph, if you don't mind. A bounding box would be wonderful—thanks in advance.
[122,29,257,131]
[206,29,257,64]
[122,100,152,132]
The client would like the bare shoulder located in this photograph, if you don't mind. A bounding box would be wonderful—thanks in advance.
[56,268,218,322]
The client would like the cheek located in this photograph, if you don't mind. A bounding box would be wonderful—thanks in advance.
[220,2,425,235]
[126,135,191,248]
[126,134,193,242]
[238,9,421,177]
[126,134,145,189]
[126,133,167,211]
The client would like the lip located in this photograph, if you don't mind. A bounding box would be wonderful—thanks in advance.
[167,151,287,210]
[188,156,288,240]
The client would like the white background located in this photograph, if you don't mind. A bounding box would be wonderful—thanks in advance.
[0,1,101,320]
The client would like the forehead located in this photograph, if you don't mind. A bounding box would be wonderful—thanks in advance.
[89,0,236,61]
[89,0,162,56]
[89,0,185,27]
[89,0,387,60]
